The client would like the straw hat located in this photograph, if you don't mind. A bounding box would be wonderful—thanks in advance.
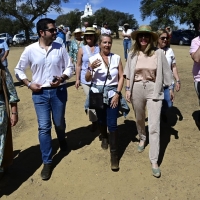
[123,23,129,27]
[131,25,158,41]
[72,28,83,36]
[83,27,98,35]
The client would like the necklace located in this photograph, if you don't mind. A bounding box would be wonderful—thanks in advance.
[100,53,112,80]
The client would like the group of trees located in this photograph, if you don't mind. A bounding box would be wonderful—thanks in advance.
[0,0,200,40]
[140,0,200,35]
[56,8,138,38]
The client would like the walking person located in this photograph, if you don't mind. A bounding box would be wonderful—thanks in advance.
[69,28,84,74]
[190,23,200,123]
[157,29,180,122]
[65,28,72,52]
[0,39,9,67]
[124,25,173,177]
[122,23,132,62]
[0,61,19,179]
[85,34,129,170]
[75,27,99,131]
[15,18,73,180]
[55,24,66,47]
[101,22,111,35]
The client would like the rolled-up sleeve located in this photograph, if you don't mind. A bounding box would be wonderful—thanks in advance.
[62,47,73,79]
[14,47,30,81]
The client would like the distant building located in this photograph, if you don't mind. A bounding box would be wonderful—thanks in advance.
[81,3,93,20]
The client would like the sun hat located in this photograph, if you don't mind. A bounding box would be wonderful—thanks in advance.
[72,28,83,36]
[131,25,158,41]
[123,23,129,27]
[58,24,64,30]
[83,27,97,35]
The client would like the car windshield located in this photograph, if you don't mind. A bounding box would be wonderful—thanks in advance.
[0,33,6,37]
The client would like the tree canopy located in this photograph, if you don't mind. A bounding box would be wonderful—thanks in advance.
[140,0,200,34]
[0,0,69,40]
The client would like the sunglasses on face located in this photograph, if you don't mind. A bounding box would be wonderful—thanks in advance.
[138,33,150,38]
[43,28,57,33]
[160,36,169,40]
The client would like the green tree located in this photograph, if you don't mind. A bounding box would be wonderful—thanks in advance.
[0,0,69,40]
[56,9,83,32]
[149,19,178,31]
[140,0,200,35]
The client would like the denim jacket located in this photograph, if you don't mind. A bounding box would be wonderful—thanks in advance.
[85,84,130,117]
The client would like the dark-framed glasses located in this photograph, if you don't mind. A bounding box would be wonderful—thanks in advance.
[43,28,57,33]
[138,33,150,38]
[160,36,169,40]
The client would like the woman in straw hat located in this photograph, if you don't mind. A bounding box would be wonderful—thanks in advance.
[157,29,180,122]
[69,28,84,74]
[124,25,173,177]
[122,23,132,61]
[75,27,100,131]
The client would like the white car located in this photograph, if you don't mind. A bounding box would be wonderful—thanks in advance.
[12,33,26,45]
[0,33,13,46]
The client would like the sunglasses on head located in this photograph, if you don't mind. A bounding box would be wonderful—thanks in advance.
[138,33,150,38]
[43,28,57,33]
[160,36,169,40]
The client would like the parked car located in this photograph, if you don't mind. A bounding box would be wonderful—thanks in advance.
[29,34,39,42]
[170,30,193,45]
[12,33,26,45]
[0,33,13,46]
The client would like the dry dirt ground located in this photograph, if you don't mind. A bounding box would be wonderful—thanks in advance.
[0,39,200,200]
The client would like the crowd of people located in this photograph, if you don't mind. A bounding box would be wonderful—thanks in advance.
[3,18,200,181]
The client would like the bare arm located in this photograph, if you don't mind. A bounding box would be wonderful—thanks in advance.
[1,50,9,61]
[75,48,83,89]
[172,63,181,92]
[191,46,200,63]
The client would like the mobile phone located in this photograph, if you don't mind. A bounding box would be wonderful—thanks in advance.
[52,76,58,82]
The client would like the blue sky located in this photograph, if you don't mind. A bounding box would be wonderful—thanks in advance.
[37,0,187,30]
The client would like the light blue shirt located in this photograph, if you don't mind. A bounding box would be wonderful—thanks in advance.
[0,40,9,67]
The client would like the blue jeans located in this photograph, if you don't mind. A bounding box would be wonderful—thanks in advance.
[95,98,119,133]
[162,85,174,113]
[123,39,131,60]
[32,85,67,164]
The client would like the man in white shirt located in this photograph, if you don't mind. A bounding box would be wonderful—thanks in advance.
[15,18,73,180]
[81,21,89,32]
[65,28,72,52]
[101,22,111,35]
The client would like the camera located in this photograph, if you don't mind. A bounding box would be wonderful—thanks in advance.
[52,76,58,83]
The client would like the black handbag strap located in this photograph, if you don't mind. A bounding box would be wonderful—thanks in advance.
[90,53,112,93]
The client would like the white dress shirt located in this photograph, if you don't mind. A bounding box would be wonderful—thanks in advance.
[101,27,112,35]
[15,41,73,87]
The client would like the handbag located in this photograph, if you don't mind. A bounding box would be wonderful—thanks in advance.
[89,54,112,109]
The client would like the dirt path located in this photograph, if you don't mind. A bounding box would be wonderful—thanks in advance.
[0,41,200,200]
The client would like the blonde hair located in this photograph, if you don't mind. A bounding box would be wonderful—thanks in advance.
[156,29,170,47]
[130,34,155,57]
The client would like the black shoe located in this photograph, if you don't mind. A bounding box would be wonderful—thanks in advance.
[110,151,119,170]
[59,139,68,151]
[41,164,52,180]
[101,138,108,150]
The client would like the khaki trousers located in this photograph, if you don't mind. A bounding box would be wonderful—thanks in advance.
[131,81,162,164]
[82,83,98,122]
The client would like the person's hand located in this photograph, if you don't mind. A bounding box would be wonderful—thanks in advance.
[50,76,62,87]
[125,91,131,102]
[110,94,119,108]
[91,59,102,70]
[29,83,42,92]
[1,57,5,62]
[170,89,175,102]
[10,114,18,127]
[175,82,181,92]
[75,80,80,89]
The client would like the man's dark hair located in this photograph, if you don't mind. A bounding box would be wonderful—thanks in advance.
[37,18,55,37]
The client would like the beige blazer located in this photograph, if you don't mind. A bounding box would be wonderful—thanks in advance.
[123,49,173,100]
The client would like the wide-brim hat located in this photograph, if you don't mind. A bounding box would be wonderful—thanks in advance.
[124,23,129,27]
[131,25,158,41]
[83,27,98,36]
[58,24,64,30]
[73,28,83,36]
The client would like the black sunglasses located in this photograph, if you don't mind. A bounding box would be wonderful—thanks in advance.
[43,28,57,33]
[138,33,150,38]
[160,36,169,40]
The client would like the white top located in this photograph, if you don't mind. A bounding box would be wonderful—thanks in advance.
[122,29,132,39]
[15,41,73,87]
[66,31,72,41]
[162,47,176,84]
[89,53,120,86]
[101,27,112,35]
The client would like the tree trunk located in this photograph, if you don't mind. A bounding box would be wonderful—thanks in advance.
[24,27,30,43]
